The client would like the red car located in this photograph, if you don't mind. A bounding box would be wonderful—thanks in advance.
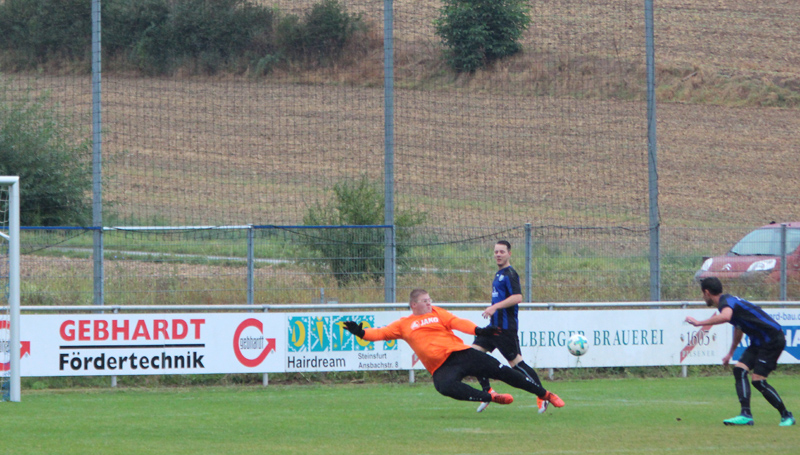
[695,222,800,283]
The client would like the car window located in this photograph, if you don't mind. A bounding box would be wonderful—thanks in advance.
[730,228,800,256]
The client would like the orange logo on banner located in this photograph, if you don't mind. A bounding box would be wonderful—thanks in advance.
[0,320,30,371]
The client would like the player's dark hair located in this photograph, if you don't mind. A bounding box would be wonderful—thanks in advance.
[700,277,723,295]
[496,240,511,251]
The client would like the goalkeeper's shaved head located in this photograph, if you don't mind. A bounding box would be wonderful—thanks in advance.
[410,288,428,304]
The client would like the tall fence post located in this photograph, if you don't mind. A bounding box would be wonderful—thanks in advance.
[382,0,407,381]
[383,0,396,307]
[645,0,660,302]
[92,0,103,309]
[91,0,111,387]
[524,223,532,303]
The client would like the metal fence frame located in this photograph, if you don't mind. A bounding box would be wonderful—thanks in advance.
[82,0,662,302]
[20,222,799,307]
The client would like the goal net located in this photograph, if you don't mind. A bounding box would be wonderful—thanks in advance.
[0,176,20,402]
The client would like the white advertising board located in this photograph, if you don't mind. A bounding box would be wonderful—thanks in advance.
[18,312,413,376]
[479,308,800,368]
[13,308,800,377]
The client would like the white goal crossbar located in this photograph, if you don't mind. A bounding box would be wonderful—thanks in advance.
[0,176,20,402]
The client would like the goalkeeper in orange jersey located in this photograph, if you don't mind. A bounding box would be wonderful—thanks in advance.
[343,289,564,409]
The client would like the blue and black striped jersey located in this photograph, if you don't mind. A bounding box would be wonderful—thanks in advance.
[718,294,782,346]
[490,265,522,331]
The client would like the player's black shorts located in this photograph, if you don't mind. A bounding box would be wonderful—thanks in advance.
[472,330,520,362]
[738,333,786,377]
[432,348,504,389]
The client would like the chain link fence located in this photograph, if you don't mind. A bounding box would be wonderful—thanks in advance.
[3,1,799,305]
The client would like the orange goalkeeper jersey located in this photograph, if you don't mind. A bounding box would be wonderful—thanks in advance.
[361,306,477,374]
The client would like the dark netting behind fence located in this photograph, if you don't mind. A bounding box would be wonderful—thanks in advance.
[3,0,800,304]
[3,0,651,231]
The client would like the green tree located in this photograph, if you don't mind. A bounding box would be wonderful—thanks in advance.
[303,175,426,285]
[0,0,92,69]
[277,0,363,67]
[0,86,91,226]
[434,0,531,73]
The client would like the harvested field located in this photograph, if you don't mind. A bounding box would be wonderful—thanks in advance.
[5,0,796,231]
[15,74,798,230]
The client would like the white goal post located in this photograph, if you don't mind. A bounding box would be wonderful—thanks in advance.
[0,176,20,402]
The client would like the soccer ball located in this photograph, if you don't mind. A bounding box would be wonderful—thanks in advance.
[567,333,589,356]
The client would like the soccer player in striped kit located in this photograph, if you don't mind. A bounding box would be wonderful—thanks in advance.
[472,240,557,413]
[686,277,795,426]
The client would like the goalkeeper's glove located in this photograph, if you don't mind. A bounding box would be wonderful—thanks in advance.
[343,321,365,338]
[474,325,501,336]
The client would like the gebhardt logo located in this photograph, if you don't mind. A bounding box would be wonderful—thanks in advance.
[0,320,30,372]
[233,318,276,367]
[59,318,206,341]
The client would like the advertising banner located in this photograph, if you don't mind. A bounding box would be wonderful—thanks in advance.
[514,308,727,368]
[15,308,800,377]
[283,312,408,372]
[19,312,411,377]
[22,314,285,376]
[509,308,800,368]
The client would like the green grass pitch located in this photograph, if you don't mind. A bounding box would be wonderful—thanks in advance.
[4,376,800,454]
